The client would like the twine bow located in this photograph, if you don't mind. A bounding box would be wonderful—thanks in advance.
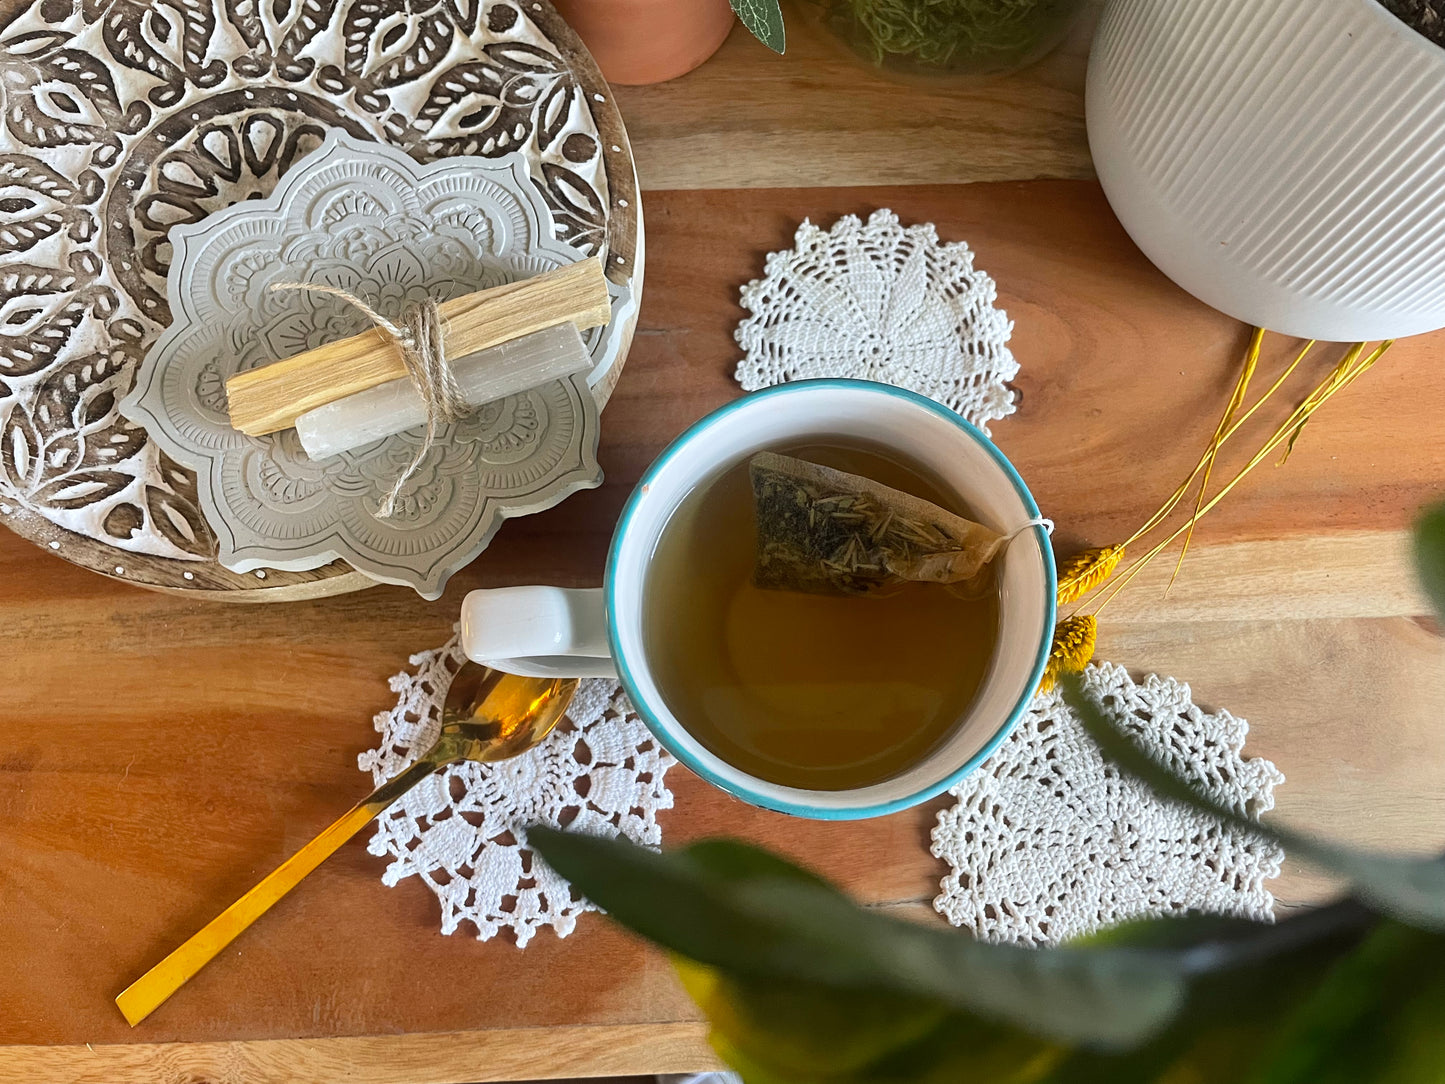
[269,282,472,518]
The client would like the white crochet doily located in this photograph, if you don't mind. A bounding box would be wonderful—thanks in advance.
[932,663,1285,945]
[360,633,675,946]
[734,209,1019,433]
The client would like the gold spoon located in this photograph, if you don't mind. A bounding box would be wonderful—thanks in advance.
[116,663,577,1027]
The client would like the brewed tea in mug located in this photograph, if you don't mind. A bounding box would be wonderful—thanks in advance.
[643,441,1000,791]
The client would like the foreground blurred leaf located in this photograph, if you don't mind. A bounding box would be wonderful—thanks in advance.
[673,943,948,1080]
[1244,923,1445,1084]
[674,959,1063,1083]
[679,907,1378,1084]
[1076,906,1370,965]
[1039,906,1375,1084]
[530,828,1187,1047]
[1061,674,1445,930]
[1416,502,1445,623]
[537,827,1389,1083]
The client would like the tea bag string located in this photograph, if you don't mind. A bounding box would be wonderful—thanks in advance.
[988,516,1054,560]
[268,281,470,518]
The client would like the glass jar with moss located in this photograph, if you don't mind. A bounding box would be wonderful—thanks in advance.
[813,0,1087,77]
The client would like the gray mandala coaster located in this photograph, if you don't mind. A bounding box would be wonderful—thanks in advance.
[122,133,634,598]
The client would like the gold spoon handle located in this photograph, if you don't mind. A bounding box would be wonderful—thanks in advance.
[115,755,442,1027]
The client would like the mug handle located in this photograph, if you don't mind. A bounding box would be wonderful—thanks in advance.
[460,586,617,678]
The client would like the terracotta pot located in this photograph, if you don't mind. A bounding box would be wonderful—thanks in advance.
[552,0,736,85]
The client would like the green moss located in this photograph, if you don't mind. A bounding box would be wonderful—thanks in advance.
[818,0,1081,74]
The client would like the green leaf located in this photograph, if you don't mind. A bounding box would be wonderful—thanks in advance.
[745,878,1183,1045]
[1060,674,1445,931]
[731,0,786,53]
[1415,501,1445,624]
[1038,908,1378,1084]
[1244,924,1445,1084]
[682,963,953,1081]
[530,828,1187,1048]
[1076,905,1372,978]
[681,837,834,889]
[679,956,1065,1084]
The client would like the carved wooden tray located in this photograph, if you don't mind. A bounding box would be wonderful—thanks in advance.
[0,0,640,600]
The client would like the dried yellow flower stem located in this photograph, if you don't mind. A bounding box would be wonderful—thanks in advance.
[1124,335,1316,549]
[1168,328,1264,591]
[1057,545,1125,605]
[1041,614,1098,693]
[1057,334,1316,608]
[1089,339,1392,617]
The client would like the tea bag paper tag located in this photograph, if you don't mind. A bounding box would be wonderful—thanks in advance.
[749,452,1005,596]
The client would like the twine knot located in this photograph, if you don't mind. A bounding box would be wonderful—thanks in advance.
[269,281,472,518]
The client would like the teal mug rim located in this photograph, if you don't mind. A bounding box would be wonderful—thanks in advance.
[604,379,1057,820]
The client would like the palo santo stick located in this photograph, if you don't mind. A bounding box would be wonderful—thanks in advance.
[226,258,610,436]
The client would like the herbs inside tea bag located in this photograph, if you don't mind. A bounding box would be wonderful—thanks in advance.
[749,451,1005,597]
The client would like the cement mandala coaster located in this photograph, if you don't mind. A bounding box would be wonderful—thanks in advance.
[122,133,633,598]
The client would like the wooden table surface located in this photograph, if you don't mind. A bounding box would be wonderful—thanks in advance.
[6,9,1445,1084]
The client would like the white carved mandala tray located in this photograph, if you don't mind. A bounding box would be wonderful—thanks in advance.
[0,0,640,599]
[121,133,633,599]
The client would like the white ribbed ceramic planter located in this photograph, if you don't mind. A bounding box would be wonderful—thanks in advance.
[1087,0,1445,341]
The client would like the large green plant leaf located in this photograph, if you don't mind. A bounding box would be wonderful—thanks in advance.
[1061,675,1445,930]
[1244,923,1445,1084]
[731,0,786,53]
[677,960,1059,1083]
[530,827,1186,1047]
[534,828,1389,1083]
[687,909,1379,1084]
[1079,905,1372,980]
[1415,501,1445,623]
[1039,906,1376,1084]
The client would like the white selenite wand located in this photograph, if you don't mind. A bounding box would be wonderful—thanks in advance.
[293,322,592,461]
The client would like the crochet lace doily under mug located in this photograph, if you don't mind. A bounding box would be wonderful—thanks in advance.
[932,662,1285,945]
[360,632,675,946]
[734,209,1019,433]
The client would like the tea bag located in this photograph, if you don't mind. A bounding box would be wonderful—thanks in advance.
[749,451,1006,597]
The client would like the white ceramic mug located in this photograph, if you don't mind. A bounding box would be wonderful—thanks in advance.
[461,380,1056,819]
